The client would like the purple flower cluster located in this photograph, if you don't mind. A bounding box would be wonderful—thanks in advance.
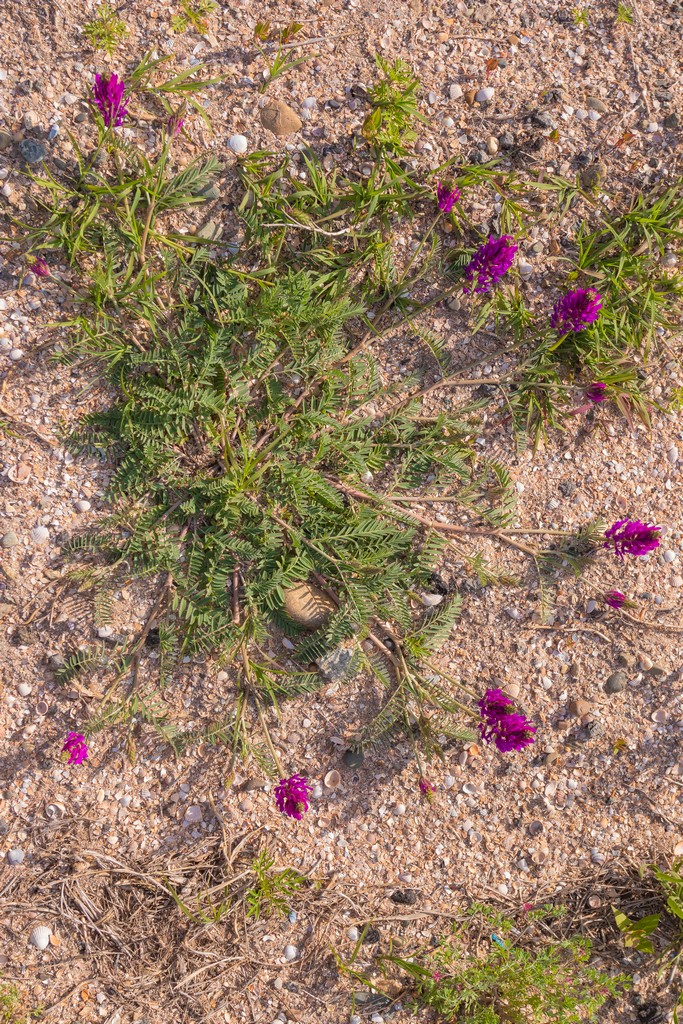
[436,182,461,213]
[92,73,129,128]
[585,382,607,403]
[604,589,626,609]
[604,518,661,559]
[419,777,435,796]
[463,235,518,294]
[28,257,50,278]
[478,688,536,753]
[274,773,312,820]
[62,732,89,765]
[551,288,602,333]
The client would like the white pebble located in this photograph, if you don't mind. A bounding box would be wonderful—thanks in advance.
[347,926,360,941]
[7,849,25,865]
[9,348,24,361]
[476,87,494,104]
[302,97,317,110]
[75,499,91,512]
[97,625,114,638]
[283,944,298,961]
[449,83,463,100]
[443,116,455,128]
[183,804,203,824]
[228,134,248,155]
[486,136,499,155]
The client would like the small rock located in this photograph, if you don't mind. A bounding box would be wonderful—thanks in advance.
[486,136,499,155]
[317,647,359,682]
[283,944,298,961]
[302,97,317,110]
[228,134,248,155]
[638,655,654,671]
[183,804,203,824]
[586,97,608,113]
[475,87,494,105]
[347,926,360,941]
[449,83,463,101]
[648,665,666,679]
[9,349,23,361]
[75,499,91,512]
[427,91,437,106]
[663,112,680,129]
[260,100,302,137]
[421,593,443,607]
[97,625,114,638]
[569,698,593,717]
[390,889,418,905]
[0,130,12,150]
[60,92,79,105]
[604,671,626,694]
[285,581,335,628]
[17,682,32,697]
[31,526,50,545]
[23,110,40,130]
[238,797,253,812]
[17,138,47,164]
[7,849,25,865]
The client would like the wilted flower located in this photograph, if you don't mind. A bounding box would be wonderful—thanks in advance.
[604,589,626,609]
[478,687,536,753]
[551,288,602,333]
[166,114,185,137]
[274,773,312,820]
[436,181,461,213]
[28,257,49,278]
[61,732,89,765]
[463,235,518,294]
[92,73,129,128]
[432,969,443,982]
[585,382,607,403]
[604,518,661,559]
[419,777,435,797]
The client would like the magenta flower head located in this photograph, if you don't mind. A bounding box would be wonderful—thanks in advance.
[551,288,602,333]
[604,589,626,609]
[478,687,536,753]
[463,235,518,294]
[166,114,185,137]
[28,257,49,278]
[274,773,312,820]
[92,73,129,128]
[61,732,89,765]
[604,518,661,559]
[437,182,461,213]
[419,777,435,799]
[585,382,607,403]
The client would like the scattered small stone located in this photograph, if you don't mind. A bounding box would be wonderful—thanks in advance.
[638,655,653,671]
[427,91,437,106]
[569,698,593,717]
[7,848,25,865]
[260,100,302,136]
[17,682,32,697]
[604,671,626,694]
[421,593,443,607]
[75,499,91,512]
[486,136,499,155]
[284,581,335,628]
[97,625,114,638]
[31,526,50,545]
[23,110,40,130]
[324,769,341,789]
[475,87,494,105]
[17,138,47,164]
[7,463,31,483]
[648,665,666,679]
[616,651,636,670]
[183,804,203,824]
[449,83,463,101]
[283,944,298,961]
[9,349,24,361]
[347,926,360,941]
[390,889,418,905]
[503,682,520,699]
[228,134,248,155]
[586,97,607,113]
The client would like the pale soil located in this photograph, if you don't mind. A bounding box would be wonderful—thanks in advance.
[0,1,682,1023]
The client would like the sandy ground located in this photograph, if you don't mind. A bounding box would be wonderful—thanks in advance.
[0,0,682,1022]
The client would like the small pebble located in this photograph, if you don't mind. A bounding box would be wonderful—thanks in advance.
[476,87,494,104]
[347,926,360,941]
[97,625,114,638]
[427,90,437,106]
[301,97,317,110]
[17,682,32,697]
[9,348,24,361]
[75,499,91,512]
[228,134,248,155]
[183,804,203,824]
[7,849,25,865]
[449,83,463,100]
[283,944,298,961]
[604,671,626,694]
[486,136,498,155]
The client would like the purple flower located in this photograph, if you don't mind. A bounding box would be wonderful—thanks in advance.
[478,687,536,753]
[437,182,461,213]
[551,288,602,333]
[28,257,49,278]
[478,687,514,721]
[479,711,537,753]
[92,73,129,128]
[166,114,185,137]
[463,235,518,294]
[61,732,89,765]
[419,777,435,796]
[604,589,626,609]
[274,773,312,820]
[585,382,607,403]
[604,518,661,559]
